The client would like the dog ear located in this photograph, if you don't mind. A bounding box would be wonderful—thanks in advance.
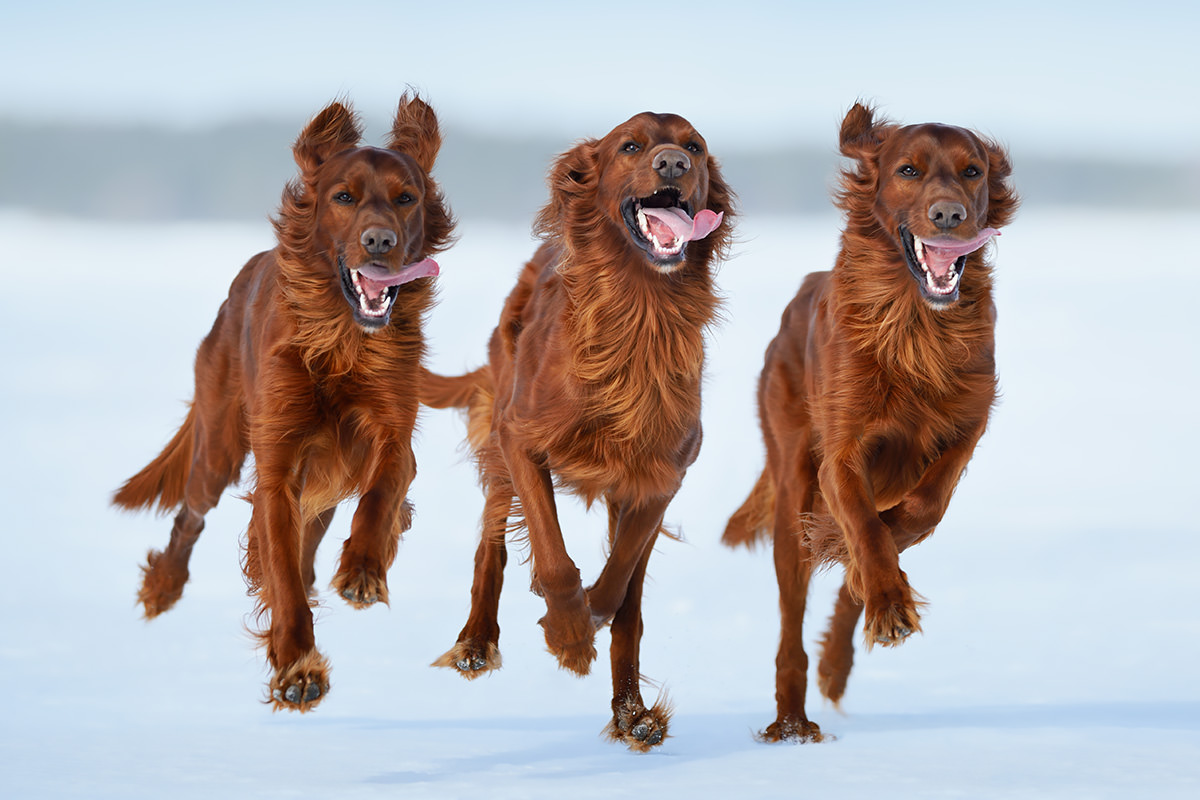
[387,93,442,175]
[533,139,599,239]
[701,155,737,262]
[839,101,889,160]
[981,136,1019,229]
[293,101,363,175]
[834,102,892,218]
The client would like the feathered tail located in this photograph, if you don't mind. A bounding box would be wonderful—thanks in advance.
[721,468,775,548]
[420,366,494,454]
[419,366,490,409]
[112,405,196,514]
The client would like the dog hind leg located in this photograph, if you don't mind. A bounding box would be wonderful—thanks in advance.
[432,485,510,677]
[603,525,670,752]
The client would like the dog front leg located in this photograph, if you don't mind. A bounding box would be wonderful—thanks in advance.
[881,419,988,551]
[819,452,920,648]
[584,497,670,627]
[249,469,330,712]
[332,443,416,608]
[499,429,596,676]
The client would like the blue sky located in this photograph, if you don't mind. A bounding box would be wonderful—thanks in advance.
[3,1,1197,158]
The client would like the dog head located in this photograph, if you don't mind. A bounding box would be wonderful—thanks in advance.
[837,102,1017,309]
[535,112,734,274]
[278,94,455,331]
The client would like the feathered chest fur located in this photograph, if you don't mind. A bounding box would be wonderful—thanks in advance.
[534,264,716,500]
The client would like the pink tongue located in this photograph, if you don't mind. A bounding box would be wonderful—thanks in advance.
[642,207,724,242]
[921,229,999,276]
[356,258,440,297]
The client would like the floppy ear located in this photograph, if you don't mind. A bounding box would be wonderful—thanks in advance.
[701,155,736,262]
[834,101,895,218]
[981,136,1019,229]
[839,101,890,160]
[387,92,442,175]
[533,138,599,239]
[293,101,363,175]
[386,93,455,255]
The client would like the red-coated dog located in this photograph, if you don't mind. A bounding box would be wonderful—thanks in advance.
[421,112,734,750]
[113,95,454,710]
[723,103,1017,741]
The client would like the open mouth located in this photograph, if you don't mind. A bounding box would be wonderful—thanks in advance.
[899,224,998,308]
[337,256,439,330]
[621,188,723,268]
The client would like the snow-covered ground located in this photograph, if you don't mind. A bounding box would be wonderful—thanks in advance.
[1,207,1197,799]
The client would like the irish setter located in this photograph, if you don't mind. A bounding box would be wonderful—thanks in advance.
[421,112,734,750]
[112,95,454,711]
[723,103,1017,741]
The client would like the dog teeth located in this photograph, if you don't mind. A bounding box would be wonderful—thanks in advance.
[911,235,959,295]
[350,268,392,317]
[636,206,684,256]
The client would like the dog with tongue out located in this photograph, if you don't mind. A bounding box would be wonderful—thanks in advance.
[420,111,735,752]
[722,102,1018,744]
[635,204,723,263]
[113,94,455,714]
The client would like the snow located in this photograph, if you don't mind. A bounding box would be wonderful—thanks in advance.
[1,207,1198,799]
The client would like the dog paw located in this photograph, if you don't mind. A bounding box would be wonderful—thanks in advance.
[137,549,188,619]
[268,649,330,712]
[758,716,827,744]
[864,599,923,648]
[330,561,388,609]
[431,640,502,679]
[538,607,597,676]
[605,697,672,752]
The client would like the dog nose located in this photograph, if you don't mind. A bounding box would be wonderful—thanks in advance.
[360,227,397,255]
[653,148,691,180]
[928,202,967,230]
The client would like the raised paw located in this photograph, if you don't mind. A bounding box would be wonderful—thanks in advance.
[863,597,924,648]
[758,715,827,744]
[330,560,388,609]
[137,549,188,619]
[538,607,597,676]
[268,649,330,712]
[605,697,672,752]
[431,639,502,679]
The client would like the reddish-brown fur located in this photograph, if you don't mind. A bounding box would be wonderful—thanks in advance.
[112,95,454,711]
[422,113,734,750]
[723,103,1017,741]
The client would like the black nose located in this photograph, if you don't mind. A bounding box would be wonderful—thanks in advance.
[360,227,396,255]
[928,202,967,230]
[653,148,691,180]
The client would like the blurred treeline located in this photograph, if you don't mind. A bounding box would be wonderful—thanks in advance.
[2,116,1196,224]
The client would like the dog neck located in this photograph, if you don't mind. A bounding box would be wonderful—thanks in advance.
[832,229,995,395]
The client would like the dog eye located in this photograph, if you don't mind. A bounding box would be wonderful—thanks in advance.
[333,191,355,205]
[395,193,415,206]
[686,141,703,154]
[962,165,982,178]
[622,141,641,153]
[898,165,920,178]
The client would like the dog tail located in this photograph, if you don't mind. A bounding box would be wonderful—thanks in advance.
[112,405,196,514]
[721,468,775,548]
[421,366,494,454]
[419,366,489,409]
